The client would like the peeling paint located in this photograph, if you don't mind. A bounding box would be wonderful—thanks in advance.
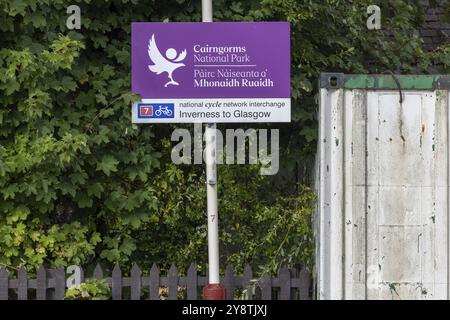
[317,79,450,300]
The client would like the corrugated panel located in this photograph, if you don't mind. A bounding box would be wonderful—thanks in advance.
[316,74,450,300]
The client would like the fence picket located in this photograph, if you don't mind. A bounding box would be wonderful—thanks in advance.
[259,274,272,300]
[242,265,253,300]
[149,263,159,300]
[223,265,234,300]
[17,266,27,300]
[278,266,290,300]
[112,264,122,300]
[186,263,197,300]
[168,264,178,300]
[53,268,66,300]
[130,263,141,300]
[36,265,46,300]
[94,264,103,279]
[299,268,311,300]
[0,268,8,300]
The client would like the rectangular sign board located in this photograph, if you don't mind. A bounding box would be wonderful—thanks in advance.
[131,22,290,123]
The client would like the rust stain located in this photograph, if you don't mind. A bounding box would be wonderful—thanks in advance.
[399,118,405,143]
[399,100,406,145]
[420,124,425,148]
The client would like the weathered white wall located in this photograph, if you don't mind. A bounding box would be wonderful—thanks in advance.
[317,88,450,300]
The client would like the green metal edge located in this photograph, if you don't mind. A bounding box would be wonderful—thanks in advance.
[320,73,450,90]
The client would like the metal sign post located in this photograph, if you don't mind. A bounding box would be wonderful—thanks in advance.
[201,0,226,300]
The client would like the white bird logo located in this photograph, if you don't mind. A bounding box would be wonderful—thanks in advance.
[148,34,187,87]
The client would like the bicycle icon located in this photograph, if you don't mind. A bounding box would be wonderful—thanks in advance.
[155,105,173,117]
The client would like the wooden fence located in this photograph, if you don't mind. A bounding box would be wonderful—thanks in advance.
[0,263,311,300]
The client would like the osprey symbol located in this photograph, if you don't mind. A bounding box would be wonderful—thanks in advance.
[148,34,187,87]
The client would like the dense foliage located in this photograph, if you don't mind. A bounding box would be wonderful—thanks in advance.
[0,0,449,276]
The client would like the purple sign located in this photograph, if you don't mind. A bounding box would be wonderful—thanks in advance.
[131,22,291,123]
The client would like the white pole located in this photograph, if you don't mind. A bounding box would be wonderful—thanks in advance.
[205,123,219,284]
[202,0,220,286]
[202,0,213,22]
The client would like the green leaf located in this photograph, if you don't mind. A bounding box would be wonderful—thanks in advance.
[96,155,119,176]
